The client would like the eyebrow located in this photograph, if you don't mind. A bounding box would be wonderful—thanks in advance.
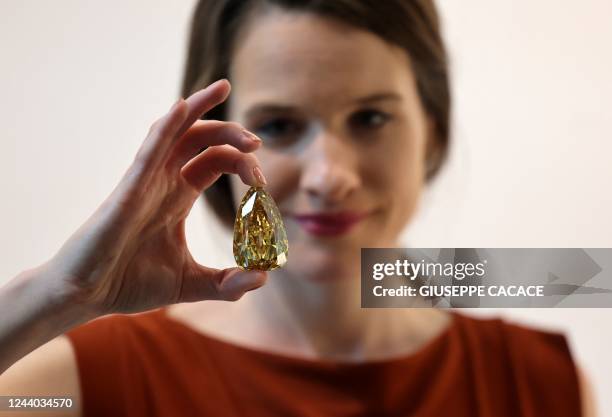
[244,92,403,119]
[245,104,297,119]
[353,92,403,104]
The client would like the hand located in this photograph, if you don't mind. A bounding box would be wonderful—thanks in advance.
[45,79,267,316]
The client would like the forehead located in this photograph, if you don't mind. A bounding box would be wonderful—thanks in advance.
[229,8,416,110]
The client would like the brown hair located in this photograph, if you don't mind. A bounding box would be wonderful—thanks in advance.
[181,0,451,228]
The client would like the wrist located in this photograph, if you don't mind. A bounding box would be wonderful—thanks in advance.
[6,263,100,334]
[0,264,100,373]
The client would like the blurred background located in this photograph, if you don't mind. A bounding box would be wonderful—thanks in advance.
[1,0,611,413]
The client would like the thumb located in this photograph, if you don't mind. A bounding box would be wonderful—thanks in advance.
[217,268,268,301]
[179,262,268,303]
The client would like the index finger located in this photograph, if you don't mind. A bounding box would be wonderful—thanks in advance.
[176,79,231,139]
[133,79,232,180]
[152,79,231,169]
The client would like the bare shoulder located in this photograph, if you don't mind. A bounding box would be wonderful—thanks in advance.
[576,365,598,417]
[0,335,80,417]
[500,318,597,417]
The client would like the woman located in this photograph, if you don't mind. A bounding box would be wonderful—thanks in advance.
[0,0,596,415]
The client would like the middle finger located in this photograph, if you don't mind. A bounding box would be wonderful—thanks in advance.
[168,120,262,170]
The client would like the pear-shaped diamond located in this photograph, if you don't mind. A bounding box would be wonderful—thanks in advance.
[233,186,288,270]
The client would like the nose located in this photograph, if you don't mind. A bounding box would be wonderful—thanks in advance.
[300,131,360,205]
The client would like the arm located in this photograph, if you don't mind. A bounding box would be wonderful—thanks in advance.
[0,266,95,377]
[577,365,598,417]
[0,335,80,417]
[0,80,268,403]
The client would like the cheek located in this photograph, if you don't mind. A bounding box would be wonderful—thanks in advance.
[391,151,426,232]
[229,148,300,207]
[363,126,427,192]
[362,127,427,233]
[389,143,426,211]
[254,148,301,203]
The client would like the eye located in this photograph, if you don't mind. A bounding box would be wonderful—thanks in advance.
[348,109,392,130]
[253,117,305,146]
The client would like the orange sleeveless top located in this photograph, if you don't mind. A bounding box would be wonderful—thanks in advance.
[65,308,581,416]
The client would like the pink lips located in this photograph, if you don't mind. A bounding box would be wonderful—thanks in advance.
[291,211,369,236]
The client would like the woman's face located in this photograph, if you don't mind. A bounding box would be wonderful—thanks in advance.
[227,8,434,281]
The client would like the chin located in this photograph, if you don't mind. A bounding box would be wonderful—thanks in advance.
[283,240,363,282]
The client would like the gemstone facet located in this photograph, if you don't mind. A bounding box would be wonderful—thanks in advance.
[233,186,289,270]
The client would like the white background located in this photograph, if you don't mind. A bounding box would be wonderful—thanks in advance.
[1,0,611,414]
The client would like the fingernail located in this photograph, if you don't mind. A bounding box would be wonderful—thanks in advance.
[242,129,262,143]
[253,166,267,186]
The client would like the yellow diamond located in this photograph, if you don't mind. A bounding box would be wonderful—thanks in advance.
[233,186,289,271]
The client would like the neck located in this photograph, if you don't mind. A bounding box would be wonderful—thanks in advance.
[246,266,450,361]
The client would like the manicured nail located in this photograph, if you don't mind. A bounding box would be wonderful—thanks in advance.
[242,129,262,143]
[253,166,267,186]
